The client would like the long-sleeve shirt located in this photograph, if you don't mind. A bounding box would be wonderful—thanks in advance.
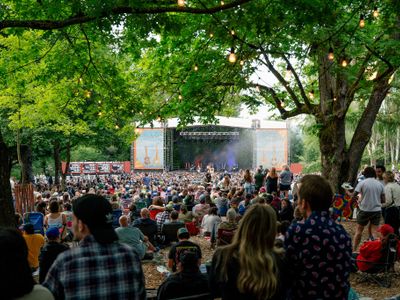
[285,210,352,299]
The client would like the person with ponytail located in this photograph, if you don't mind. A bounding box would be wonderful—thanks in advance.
[209,204,286,300]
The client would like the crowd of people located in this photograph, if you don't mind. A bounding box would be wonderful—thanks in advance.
[3,164,400,299]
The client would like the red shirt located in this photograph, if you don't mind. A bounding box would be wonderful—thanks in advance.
[149,208,163,220]
[356,240,382,271]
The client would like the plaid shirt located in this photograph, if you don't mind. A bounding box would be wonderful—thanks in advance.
[156,211,170,233]
[43,235,146,300]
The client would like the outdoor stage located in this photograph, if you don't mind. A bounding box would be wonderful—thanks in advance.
[131,116,289,171]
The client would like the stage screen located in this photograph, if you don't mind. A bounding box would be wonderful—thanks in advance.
[255,129,288,169]
[134,128,164,169]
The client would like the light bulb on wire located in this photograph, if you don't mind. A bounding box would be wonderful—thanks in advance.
[281,101,286,108]
[177,0,185,7]
[256,85,260,92]
[341,58,348,67]
[373,7,379,18]
[240,60,245,66]
[194,64,199,71]
[285,65,292,80]
[230,29,235,36]
[328,47,334,61]
[308,90,315,99]
[178,94,183,100]
[220,1,224,5]
[359,14,365,28]
[228,48,237,63]
[209,32,214,38]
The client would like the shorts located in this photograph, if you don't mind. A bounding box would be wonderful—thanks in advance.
[280,184,291,191]
[356,210,381,226]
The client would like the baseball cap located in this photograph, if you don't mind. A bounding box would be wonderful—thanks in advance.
[177,227,189,238]
[73,194,118,244]
[46,227,60,239]
[377,224,394,236]
[341,182,353,190]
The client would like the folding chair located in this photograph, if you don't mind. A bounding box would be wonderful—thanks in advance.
[23,212,44,235]
[161,222,185,245]
[112,209,122,229]
[354,235,398,288]
[134,222,158,246]
[217,228,236,246]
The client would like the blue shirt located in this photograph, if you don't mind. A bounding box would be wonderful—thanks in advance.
[285,211,352,299]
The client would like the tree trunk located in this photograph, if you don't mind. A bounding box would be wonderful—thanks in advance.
[0,132,15,227]
[21,144,34,184]
[318,115,347,191]
[53,140,61,187]
[61,140,71,190]
[347,75,394,184]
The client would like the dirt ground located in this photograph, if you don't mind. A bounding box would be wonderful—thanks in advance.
[144,221,400,300]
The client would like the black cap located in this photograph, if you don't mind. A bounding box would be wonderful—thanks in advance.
[73,194,118,244]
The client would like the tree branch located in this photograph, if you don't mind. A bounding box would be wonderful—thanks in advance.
[0,1,252,31]
[281,54,312,110]
[258,51,303,109]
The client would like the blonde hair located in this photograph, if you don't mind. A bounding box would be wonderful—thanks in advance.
[216,204,283,299]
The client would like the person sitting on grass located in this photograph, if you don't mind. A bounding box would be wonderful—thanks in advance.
[168,228,202,273]
[157,251,210,300]
[115,215,155,260]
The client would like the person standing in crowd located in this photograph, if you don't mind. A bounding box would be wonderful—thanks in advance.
[243,169,254,195]
[375,165,386,185]
[157,252,209,300]
[382,171,400,235]
[254,168,265,192]
[209,204,286,300]
[168,228,202,273]
[43,194,146,299]
[279,165,292,198]
[285,175,352,299]
[39,227,69,283]
[353,166,385,251]
[22,223,45,272]
[266,167,279,194]
[0,228,54,300]
[201,207,221,236]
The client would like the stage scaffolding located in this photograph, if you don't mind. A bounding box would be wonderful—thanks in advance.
[164,128,174,171]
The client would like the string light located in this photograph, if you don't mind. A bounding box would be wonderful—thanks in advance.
[239,60,245,66]
[98,100,101,104]
[341,57,348,67]
[209,32,214,38]
[328,47,334,61]
[220,0,224,5]
[359,14,365,28]
[285,65,292,80]
[194,64,199,71]
[115,125,120,129]
[256,85,260,92]
[98,112,102,116]
[308,90,315,99]
[281,101,286,108]
[178,94,183,100]
[85,91,91,98]
[177,0,185,7]
[373,7,379,18]
[228,47,237,63]
[78,77,83,84]
[230,29,235,36]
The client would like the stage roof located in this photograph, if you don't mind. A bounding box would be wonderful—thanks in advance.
[148,116,287,129]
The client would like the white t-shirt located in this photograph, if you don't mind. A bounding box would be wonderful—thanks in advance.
[201,214,221,233]
[383,182,400,208]
[355,178,384,212]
